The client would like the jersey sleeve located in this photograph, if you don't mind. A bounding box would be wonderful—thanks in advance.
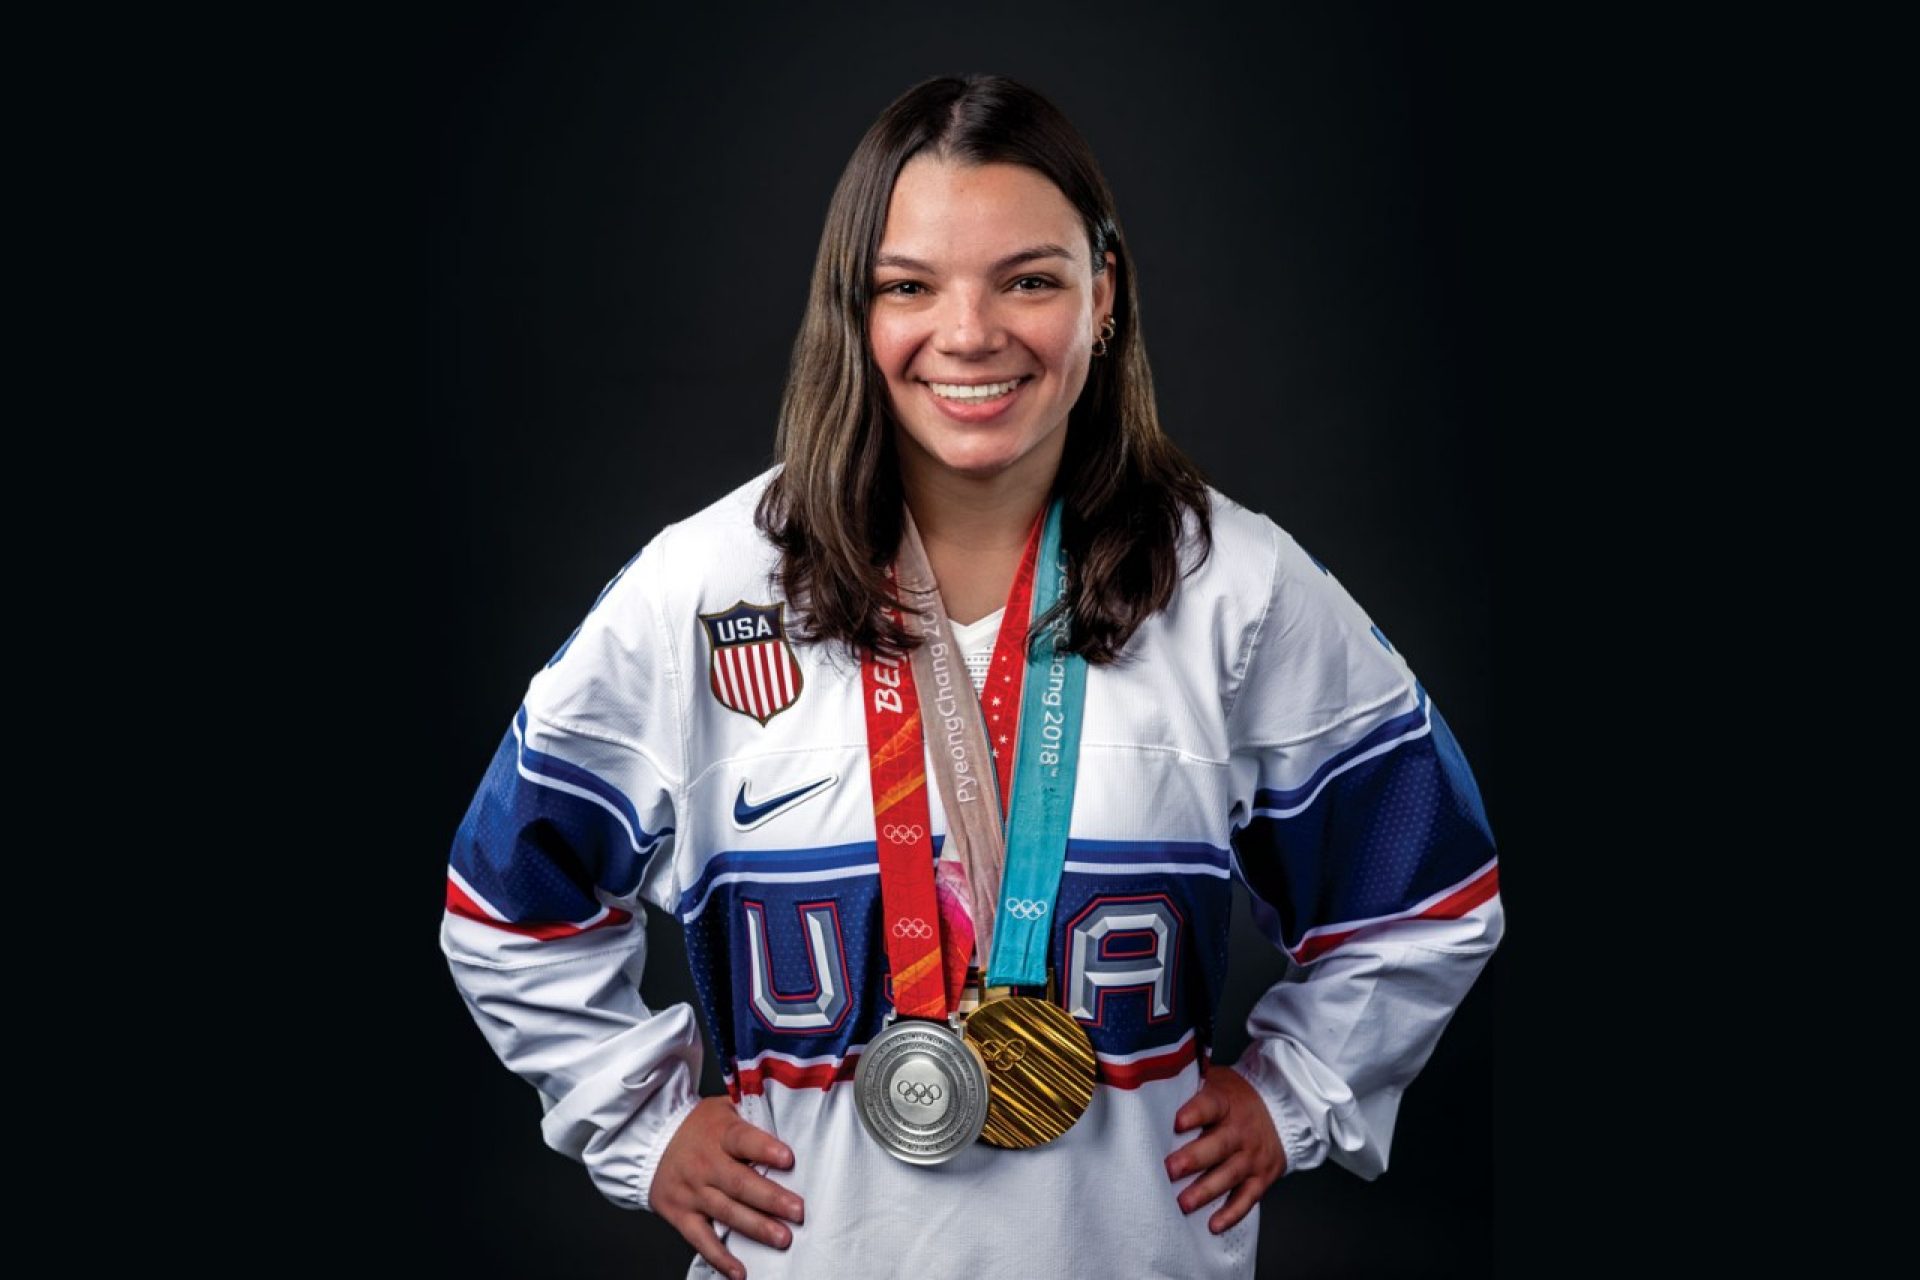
[1220,520,1503,1181]
[439,531,704,1213]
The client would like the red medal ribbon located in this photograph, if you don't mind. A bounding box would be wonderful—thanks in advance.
[982,516,1042,823]
[860,602,947,1020]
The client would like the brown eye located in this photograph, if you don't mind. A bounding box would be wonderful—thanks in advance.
[1012,276,1059,292]
[878,281,923,297]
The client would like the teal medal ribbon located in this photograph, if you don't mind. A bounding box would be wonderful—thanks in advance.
[984,496,1088,988]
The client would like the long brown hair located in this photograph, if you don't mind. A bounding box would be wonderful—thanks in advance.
[754,73,1214,665]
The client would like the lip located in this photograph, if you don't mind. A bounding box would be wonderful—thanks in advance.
[920,375,1031,424]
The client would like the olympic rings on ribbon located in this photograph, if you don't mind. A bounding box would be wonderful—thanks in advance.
[1003,898,1049,921]
[891,917,933,940]
[882,823,926,844]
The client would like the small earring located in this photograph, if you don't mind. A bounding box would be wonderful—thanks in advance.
[1093,314,1117,357]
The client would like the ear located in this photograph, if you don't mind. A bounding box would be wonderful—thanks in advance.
[1095,250,1118,319]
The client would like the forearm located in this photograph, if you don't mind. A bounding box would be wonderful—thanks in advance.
[1226,891,1502,1180]
[442,906,705,1211]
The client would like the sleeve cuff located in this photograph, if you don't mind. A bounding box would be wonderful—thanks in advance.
[535,1004,706,1213]
[1225,1050,1330,1178]
[629,1088,702,1213]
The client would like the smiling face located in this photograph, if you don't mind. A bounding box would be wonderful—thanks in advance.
[868,155,1116,496]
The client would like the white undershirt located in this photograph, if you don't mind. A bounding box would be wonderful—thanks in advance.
[944,605,1005,695]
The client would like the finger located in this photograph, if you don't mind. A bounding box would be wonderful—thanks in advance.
[697,1185,795,1252]
[1165,1126,1236,1181]
[1173,1088,1227,1133]
[723,1119,796,1171]
[1209,1177,1264,1235]
[717,1160,807,1225]
[672,1210,746,1280]
[1177,1150,1250,1215]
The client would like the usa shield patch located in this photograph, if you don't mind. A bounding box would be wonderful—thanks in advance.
[700,601,804,725]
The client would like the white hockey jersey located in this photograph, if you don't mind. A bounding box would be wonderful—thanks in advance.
[440,466,1503,1279]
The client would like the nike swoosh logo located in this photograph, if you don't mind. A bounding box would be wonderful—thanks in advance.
[732,774,838,830]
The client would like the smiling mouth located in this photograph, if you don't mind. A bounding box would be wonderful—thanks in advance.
[922,375,1032,402]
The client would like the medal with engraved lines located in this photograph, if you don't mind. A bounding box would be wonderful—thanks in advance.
[965,974,1097,1148]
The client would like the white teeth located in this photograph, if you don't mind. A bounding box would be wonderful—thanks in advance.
[927,377,1024,401]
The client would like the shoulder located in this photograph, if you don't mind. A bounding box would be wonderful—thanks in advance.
[644,464,784,594]
[530,465,784,686]
[552,465,788,639]
[1187,484,1372,628]
[1126,485,1290,697]
[1165,483,1302,617]
[1197,489,1418,742]
[1197,483,1284,563]
[1172,485,1411,718]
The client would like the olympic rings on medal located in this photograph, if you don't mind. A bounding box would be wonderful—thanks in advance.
[977,1039,1027,1070]
[882,823,926,844]
[1003,898,1049,921]
[896,1080,945,1106]
[891,917,933,940]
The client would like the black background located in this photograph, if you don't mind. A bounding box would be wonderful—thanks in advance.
[255,2,1686,1275]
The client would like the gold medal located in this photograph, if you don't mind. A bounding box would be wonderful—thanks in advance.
[963,970,1097,1149]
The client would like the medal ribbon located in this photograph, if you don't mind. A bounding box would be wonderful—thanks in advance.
[986,497,1088,987]
[859,605,948,1020]
[895,505,1043,987]
[861,502,1048,1018]
[978,524,1043,825]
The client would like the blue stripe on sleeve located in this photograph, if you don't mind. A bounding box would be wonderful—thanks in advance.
[1250,696,1433,816]
[1424,687,1492,844]
[448,707,672,923]
[1232,693,1496,955]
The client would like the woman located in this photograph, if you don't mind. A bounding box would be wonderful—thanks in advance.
[442,74,1502,1280]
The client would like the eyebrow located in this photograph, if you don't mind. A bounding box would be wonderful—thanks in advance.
[872,243,1078,275]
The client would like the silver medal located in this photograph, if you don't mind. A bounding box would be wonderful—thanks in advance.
[853,1011,989,1165]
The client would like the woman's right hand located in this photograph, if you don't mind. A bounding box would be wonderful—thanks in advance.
[652,1096,806,1280]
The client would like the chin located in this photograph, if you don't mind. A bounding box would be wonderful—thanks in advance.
[927,446,1024,480]
[892,414,1058,487]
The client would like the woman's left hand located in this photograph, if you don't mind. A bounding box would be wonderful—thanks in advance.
[1165,1062,1288,1233]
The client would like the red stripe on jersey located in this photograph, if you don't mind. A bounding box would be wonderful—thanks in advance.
[726,1037,1210,1101]
[444,874,632,940]
[1096,1036,1200,1089]
[1293,862,1500,964]
[729,1053,863,1100]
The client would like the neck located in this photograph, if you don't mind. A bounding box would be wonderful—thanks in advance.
[903,476,1049,555]
[896,443,1060,625]
[897,454,1056,554]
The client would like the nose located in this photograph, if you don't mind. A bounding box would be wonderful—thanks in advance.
[933,284,1007,357]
